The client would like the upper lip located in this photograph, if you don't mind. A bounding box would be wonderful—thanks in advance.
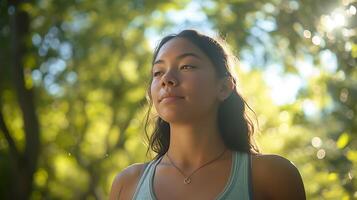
[159,93,184,102]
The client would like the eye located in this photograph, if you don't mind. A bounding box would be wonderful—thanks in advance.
[180,65,195,70]
[153,71,163,77]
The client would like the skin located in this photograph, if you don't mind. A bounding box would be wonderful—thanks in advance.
[109,38,306,200]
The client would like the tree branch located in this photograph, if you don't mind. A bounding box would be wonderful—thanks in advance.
[0,108,20,159]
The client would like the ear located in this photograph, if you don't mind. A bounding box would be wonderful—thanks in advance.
[218,76,235,101]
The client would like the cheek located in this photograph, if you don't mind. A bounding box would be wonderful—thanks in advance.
[185,75,219,100]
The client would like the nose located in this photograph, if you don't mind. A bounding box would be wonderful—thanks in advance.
[161,70,178,87]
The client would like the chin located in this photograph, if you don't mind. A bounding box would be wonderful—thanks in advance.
[159,112,192,124]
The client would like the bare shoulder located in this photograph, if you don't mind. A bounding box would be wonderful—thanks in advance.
[251,153,306,200]
[109,162,148,200]
[252,153,298,170]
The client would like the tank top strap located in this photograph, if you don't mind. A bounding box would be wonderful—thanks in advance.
[216,151,252,200]
[131,157,163,200]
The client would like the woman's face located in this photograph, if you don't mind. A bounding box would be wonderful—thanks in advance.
[150,37,225,123]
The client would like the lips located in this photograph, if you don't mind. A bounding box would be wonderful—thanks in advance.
[159,94,184,103]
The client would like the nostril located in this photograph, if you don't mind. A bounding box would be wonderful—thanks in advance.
[161,77,178,87]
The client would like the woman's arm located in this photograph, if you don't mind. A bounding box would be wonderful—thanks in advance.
[109,172,124,200]
[109,163,146,200]
[252,154,306,200]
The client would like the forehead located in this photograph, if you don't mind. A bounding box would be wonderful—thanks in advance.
[155,37,207,61]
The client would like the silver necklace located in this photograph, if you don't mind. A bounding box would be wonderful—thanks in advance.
[165,148,227,185]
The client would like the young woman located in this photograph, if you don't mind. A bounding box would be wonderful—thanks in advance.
[110,29,306,200]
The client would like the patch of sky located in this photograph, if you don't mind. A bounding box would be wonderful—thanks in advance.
[43,69,64,96]
[38,46,48,57]
[66,72,78,84]
[245,36,268,68]
[36,56,68,96]
[49,38,60,50]
[59,42,73,60]
[250,24,273,44]
[240,49,254,72]
[43,73,55,87]
[319,49,337,73]
[264,64,304,105]
[48,58,66,75]
[39,58,67,77]
[32,33,42,47]
[199,0,216,10]
[31,69,42,86]
[245,20,279,68]
[49,26,59,36]
[166,1,207,23]
[47,83,63,96]
[256,17,277,32]
[146,1,214,50]
[40,61,48,73]
[295,55,320,78]
[38,26,61,57]
[61,11,91,33]
[145,28,162,51]
[44,27,59,50]
[302,99,319,118]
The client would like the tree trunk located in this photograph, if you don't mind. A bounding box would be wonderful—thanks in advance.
[6,1,40,199]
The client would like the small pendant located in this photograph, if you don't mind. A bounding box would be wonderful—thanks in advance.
[184,177,191,184]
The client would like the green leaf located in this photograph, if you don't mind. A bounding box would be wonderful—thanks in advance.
[336,132,350,149]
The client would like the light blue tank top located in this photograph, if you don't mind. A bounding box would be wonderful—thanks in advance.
[132,151,253,200]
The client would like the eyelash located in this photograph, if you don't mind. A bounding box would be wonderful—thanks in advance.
[153,71,162,77]
[153,65,196,77]
[180,65,195,70]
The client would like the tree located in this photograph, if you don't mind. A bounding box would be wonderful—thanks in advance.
[1,0,355,199]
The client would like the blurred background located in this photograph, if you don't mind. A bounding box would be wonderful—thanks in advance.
[0,0,356,199]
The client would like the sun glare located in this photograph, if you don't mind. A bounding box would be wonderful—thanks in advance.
[320,5,355,32]
[320,10,346,31]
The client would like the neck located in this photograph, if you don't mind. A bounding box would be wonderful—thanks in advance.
[163,116,229,171]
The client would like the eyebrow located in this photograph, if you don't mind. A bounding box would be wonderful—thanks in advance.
[153,52,202,65]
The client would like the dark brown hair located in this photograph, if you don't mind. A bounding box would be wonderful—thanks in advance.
[145,29,260,160]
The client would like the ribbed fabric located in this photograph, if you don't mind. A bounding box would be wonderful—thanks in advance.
[132,151,252,200]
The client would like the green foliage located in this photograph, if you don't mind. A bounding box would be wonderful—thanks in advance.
[0,0,356,199]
